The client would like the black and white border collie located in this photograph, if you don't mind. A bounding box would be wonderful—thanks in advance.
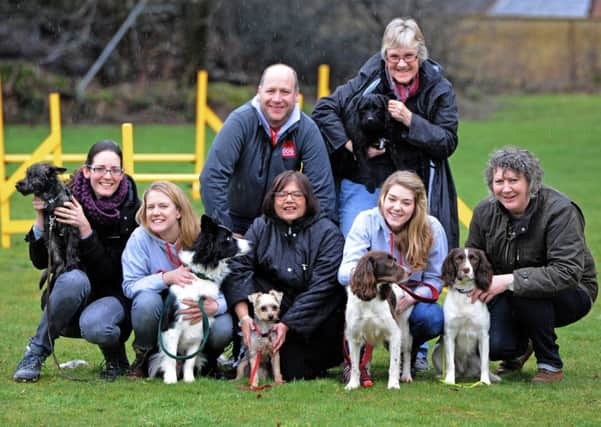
[345,250,413,390]
[148,215,250,384]
[433,247,500,385]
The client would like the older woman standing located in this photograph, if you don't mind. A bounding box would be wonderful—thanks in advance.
[466,147,597,383]
[312,17,459,249]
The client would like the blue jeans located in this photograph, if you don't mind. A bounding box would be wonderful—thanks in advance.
[488,289,592,370]
[338,179,380,237]
[409,301,444,349]
[130,290,233,356]
[28,269,128,355]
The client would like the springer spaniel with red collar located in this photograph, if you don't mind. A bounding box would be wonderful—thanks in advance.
[432,248,500,385]
[345,250,413,390]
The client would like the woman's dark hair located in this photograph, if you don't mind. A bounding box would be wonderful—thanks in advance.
[262,170,320,218]
[85,140,123,166]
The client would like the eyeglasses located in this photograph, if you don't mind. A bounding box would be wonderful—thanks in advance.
[87,165,124,177]
[274,190,304,200]
[386,52,418,65]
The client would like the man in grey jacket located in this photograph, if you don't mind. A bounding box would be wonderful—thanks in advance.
[200,63,336,234]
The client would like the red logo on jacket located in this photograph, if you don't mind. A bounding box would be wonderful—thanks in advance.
[281,140,297,158]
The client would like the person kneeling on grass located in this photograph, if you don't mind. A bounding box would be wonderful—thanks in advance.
[465,147,597,383]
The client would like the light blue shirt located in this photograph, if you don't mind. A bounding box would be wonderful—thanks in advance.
[338,207,447,298]
[121,226,227,314]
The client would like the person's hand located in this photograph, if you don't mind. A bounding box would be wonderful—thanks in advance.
[470,274,513,304]
[32,196,46,213]
[180,297,218,324]
[395,292,416,316]
[54,199,92,238]
[272,322,288,353]
[32,196,46,230]
[367,146,386,158]
[163,265,196,287]
[239,315,255,349]
[388,100,413,127]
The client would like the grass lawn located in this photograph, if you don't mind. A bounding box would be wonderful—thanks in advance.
[1,95,600,426]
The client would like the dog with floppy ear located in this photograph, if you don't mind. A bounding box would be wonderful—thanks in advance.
[344,93,392,193]
[432,247,500,385]
[345,250,413,390]
[15,162,80,284]
[235,290,285,388]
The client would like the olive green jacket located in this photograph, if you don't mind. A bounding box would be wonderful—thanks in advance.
[466,186,597,303]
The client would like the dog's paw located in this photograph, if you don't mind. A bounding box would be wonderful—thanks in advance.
[345,380,360,390]
[490,373,502,383]
[183,374,195,383]
[400,374,413,384]
[443,375,456,385]
[387,380,400,390]
[163,372,178,384]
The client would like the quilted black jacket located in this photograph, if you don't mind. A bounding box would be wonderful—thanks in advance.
[222,213,346,339]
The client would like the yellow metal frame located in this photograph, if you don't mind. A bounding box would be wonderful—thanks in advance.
[0,72,224,248]
[0,66,472,248]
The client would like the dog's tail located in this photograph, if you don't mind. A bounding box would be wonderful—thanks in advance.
[147,352,164,378]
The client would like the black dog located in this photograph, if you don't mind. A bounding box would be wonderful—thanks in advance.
[15,163,80,285]
[345,93,399,192]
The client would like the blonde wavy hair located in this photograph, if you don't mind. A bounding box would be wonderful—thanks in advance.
[378,171,433,271]
[136,181,200,249]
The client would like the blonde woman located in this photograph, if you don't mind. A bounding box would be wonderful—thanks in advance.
[121,181,231,378]
[338,171,447,385]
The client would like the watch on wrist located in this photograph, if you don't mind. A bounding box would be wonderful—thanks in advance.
[238,315,252,327]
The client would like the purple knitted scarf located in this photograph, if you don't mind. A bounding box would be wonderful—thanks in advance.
[72,169,128,225]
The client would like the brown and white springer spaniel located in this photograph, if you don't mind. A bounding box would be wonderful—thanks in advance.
[432,248,500,385]
[345,250,413,390]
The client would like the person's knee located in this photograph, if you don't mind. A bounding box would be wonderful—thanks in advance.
[206,314,233,354]
[131,292,162,329]
[51,270,91,303]
[80,317,120,347]
[409,303,443,343]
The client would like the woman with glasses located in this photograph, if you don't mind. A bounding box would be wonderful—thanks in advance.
[14,140,140,382]
[222,170,346,381]
[312,17,459,249]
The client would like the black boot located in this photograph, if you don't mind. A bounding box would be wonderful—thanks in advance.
[100,344,130,381]
[128,345,152,379]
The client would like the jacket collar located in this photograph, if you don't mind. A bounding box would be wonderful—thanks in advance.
[251,96,300,141]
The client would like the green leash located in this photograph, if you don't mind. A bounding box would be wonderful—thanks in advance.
[157,293,211,361]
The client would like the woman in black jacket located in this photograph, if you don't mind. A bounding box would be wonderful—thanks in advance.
[312,17,459,248]
[223,171,346,380]
[13,140,140,382]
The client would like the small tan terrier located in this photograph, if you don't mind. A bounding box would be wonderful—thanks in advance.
[235,290,284,388]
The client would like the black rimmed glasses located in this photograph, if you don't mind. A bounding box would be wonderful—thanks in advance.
[87,165,124,177]
[274,190,304,200]
[386,52,418,65]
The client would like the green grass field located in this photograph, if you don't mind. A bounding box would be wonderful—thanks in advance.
[1,95,600,426]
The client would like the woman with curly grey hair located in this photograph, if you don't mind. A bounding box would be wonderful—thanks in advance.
[466,147,597,383]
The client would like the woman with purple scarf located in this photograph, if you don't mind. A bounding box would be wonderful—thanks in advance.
[13,140,140,383]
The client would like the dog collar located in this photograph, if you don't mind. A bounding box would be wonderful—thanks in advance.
[454,286,474,294]
[253,321,272,338]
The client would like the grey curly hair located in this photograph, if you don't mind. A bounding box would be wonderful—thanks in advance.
[485,147,544,197]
